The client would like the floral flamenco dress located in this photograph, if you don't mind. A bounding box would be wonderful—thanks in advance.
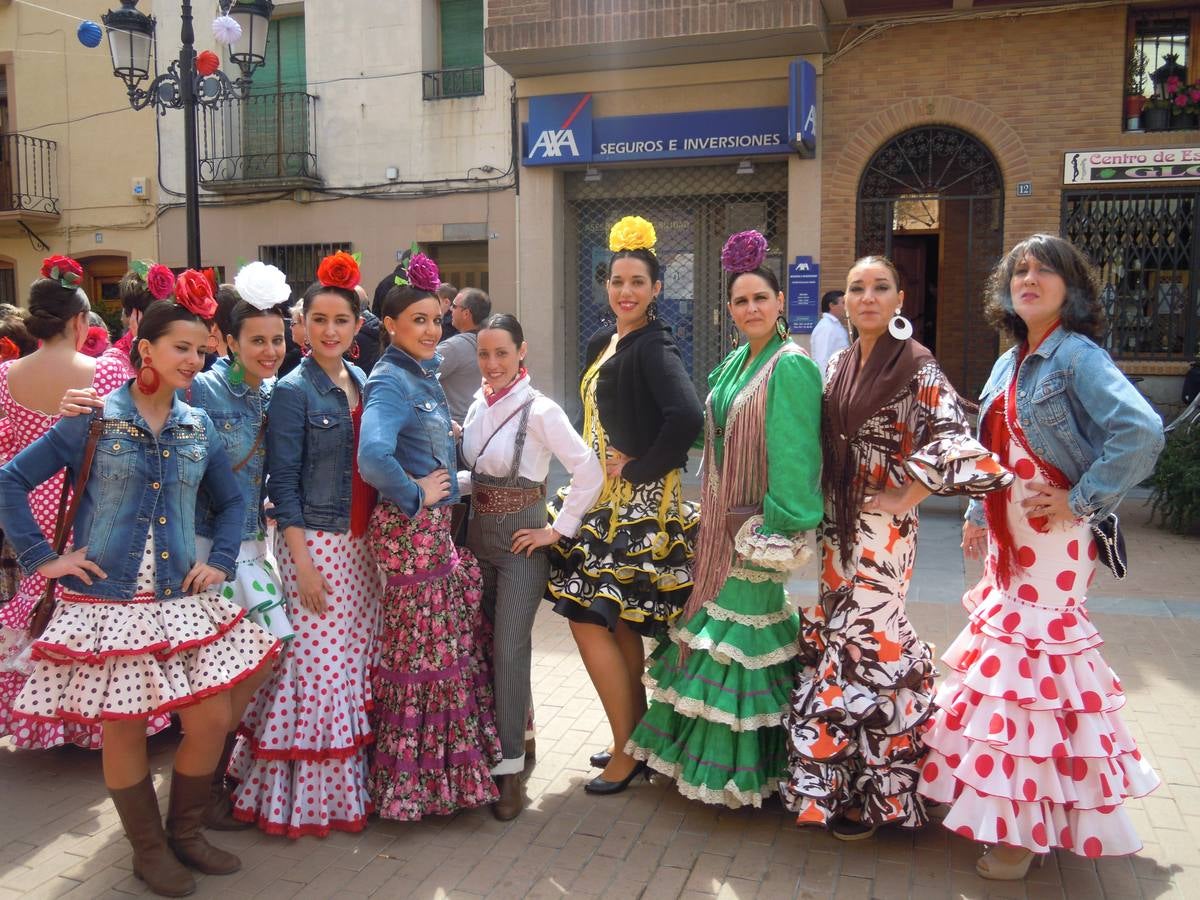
[783,354,1012,829]
[917,353,1160,857]
[546,351,698,635]
[0,356,171,749]
[627,340,823,807]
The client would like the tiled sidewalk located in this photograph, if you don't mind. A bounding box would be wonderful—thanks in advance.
[1,497,1197,899]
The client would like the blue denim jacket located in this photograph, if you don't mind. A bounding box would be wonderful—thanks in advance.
[188,358,271,542]
[358,344,459,518]
[0,386,244,600]
[266,355,366,533]
[966,328,1164,526]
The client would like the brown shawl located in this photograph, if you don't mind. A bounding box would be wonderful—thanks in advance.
[821,331,934,568]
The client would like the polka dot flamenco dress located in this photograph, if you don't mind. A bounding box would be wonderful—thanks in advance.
[13,535,279,733]
[0,356,171,749]
[917,396,1160,858]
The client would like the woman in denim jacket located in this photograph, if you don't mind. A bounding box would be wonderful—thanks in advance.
[231,255,383,840]
[918,234,1164,879]
[0,296,280,897]
[358,256,500,821]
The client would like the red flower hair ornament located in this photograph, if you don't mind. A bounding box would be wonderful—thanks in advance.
[173,269,218,319]
[316,251,362,290]
[40,255,84,289]
[0,337,20,361]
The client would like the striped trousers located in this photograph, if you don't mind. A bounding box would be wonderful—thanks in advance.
[467,497,549,776]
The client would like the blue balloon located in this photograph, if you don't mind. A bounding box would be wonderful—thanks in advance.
[77,21,103,49]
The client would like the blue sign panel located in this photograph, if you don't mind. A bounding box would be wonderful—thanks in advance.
[788,59,817,156]
[788,256,820,334]
[525,93,594,164]
[524,98,788,166]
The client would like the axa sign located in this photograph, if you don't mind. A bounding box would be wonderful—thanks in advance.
[525,94,593,164]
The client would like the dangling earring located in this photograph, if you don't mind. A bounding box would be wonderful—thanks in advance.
[646,300,659,321]
[348,341,361,361]
[226,352,245,387]
[888,309,914,341]
[775,315,789,341]
[136,362,161,395]
[301,340,311,358]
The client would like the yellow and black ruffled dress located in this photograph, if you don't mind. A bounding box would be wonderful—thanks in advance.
[546,353,698,636]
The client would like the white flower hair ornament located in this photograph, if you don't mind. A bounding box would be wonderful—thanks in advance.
[212,14,242,45]
[234,261,291,310]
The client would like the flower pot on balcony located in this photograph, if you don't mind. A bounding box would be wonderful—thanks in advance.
[1143,106,1171,131]
[1172,111,1198,130]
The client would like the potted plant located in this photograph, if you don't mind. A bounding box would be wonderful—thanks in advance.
[1143,95,1172,131]
[1125,49,1147,129]
[1171,81,1200,130]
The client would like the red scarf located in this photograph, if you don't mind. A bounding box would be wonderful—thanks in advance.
[483,368,528,407]
[349,402,378,538]
[982,321,1070,587]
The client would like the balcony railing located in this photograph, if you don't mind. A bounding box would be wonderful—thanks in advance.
[422,66,485,101]
[0,134,59,215]
[199,91,320,190]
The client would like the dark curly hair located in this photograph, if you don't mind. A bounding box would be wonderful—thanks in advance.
[985,234,1104,342]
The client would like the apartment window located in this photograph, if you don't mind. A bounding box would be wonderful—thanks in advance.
[259,242,352,300]
[0,266,14,306]
[423,0,484,100]
[1127,7,1200,132]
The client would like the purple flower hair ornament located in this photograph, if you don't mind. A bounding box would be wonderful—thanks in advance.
[720,230,768,275]
[402,252,441,293]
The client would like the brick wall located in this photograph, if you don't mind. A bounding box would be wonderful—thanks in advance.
[487,0,816,54]
[820,5,1195,361]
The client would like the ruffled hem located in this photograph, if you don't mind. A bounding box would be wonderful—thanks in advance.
[733,516,812,572]
[643,684,787,732]
[369,755,500,821]
[214,545,294,642]
[629,746,781,809]
[919,780,1152,857]
[966,582,1102,655]
[704,602,795,627]
[232,809,371,840]
[675,627,799,670]
[30,594,253,665]
[231,751,374,841]
[235,724,373,762]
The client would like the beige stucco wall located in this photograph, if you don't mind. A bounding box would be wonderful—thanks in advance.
[512,55,823,402]
[0,0,159,292]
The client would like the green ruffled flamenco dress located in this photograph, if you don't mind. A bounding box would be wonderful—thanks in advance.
[627,337,823,808]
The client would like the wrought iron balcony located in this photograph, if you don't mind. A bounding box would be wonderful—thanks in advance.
[198,91,320,192]
[0,133,59,219]
[422,66,485,101]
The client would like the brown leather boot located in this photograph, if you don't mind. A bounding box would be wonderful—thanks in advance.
[202,733,251,831]
[166,771,241,875]
[492,773,524,821]
[109,776,196,897]
[524,736,536,763]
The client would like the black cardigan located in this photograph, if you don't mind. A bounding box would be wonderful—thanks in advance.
[582,321,703,485]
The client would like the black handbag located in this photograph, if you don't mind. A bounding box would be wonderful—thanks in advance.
[1090,513,1127,581]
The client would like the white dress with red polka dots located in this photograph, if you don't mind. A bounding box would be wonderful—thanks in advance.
[13,534,280,725]
[0,355,176,749]
[229,528,382,839]
[917,437,1160,857]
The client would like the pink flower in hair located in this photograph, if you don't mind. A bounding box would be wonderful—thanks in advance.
[405,253,441,293]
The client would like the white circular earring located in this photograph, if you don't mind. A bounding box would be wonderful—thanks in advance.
[888,310,914,341]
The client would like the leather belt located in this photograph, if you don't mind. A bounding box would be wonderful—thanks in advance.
[474,483,545,516]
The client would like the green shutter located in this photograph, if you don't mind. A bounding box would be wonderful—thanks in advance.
[243,17,308,179]
[440,0,483,68]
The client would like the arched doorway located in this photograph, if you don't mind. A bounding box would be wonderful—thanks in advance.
[856,126,1003,396]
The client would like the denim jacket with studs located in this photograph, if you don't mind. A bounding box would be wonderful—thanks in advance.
[0,385,244,600]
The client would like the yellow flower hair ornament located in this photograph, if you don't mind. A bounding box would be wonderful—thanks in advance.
[608,216,657,254]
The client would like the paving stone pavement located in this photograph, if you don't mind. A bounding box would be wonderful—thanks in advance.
[0,496,1197,899]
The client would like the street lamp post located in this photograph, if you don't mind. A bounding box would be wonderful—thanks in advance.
[101,0,274,269]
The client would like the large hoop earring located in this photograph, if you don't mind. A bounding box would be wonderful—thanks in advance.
[136,363,161,395]
[775,315,789,341]
[348,340,361,361]
[646,300,659,321]
[888,311,914,341]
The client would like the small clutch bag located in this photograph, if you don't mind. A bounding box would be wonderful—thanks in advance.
[1090,513,1127,580]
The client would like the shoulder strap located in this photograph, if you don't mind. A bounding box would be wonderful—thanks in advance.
[232,415,267,473]
[51,418,104,554]
[470,398,535,477]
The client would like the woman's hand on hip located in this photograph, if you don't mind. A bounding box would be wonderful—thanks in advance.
[1021,481,1075,528]
[511,525,561,558]
[962,522,988,560]
[604,448,631,481]
[37,547,105,584]
[863,481,931,517]
[417,469,451,507]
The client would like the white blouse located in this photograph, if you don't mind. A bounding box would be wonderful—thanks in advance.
[458,375,603,538]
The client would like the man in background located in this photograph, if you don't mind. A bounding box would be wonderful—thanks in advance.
[810,289,849,380]
[437,282,459,341]
[437,287,492,425]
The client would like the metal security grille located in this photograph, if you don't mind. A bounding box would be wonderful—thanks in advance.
[259,242,353,301]
[1063,189,1199,360]
[564,162,789,407]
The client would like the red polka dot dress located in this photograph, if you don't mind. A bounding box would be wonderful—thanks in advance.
[228,526,382,838]
[0,355,171,749]
[918,397,1160,858]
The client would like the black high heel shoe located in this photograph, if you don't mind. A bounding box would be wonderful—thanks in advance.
[584,761,648,796]
[589,749,612,769]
